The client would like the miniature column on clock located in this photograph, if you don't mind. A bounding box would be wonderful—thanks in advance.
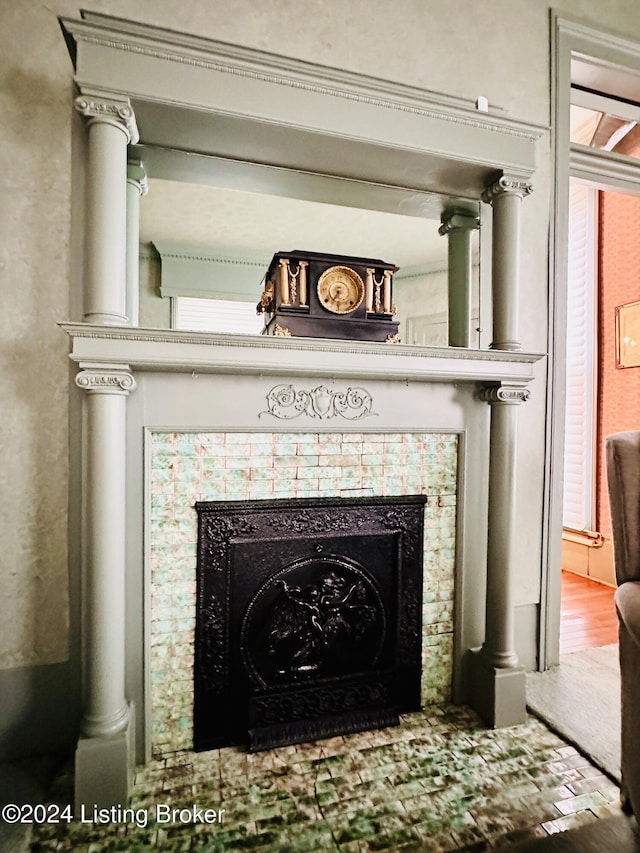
[279,258,291,305]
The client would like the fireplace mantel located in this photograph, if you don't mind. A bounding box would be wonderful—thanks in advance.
[61,323,543,385]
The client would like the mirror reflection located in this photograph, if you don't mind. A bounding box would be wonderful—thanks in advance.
[139,180,481,347]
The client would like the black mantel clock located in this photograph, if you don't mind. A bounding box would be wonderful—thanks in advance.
[257,250,401,343]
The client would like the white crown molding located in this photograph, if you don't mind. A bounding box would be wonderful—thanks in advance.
[152,242,269,267]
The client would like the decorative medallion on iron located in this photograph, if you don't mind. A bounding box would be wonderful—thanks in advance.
[257,250,400,342]
[194,495,427,752]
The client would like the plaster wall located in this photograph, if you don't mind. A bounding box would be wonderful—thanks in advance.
[3,0,640,759]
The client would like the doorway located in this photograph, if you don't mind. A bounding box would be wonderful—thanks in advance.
[562,175,640,654]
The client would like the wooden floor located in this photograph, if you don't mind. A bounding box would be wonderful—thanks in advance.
[560,569,618,655]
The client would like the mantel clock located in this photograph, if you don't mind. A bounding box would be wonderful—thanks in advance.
[257,250,400,343]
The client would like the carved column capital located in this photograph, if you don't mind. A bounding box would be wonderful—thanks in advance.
[482,173,533,205]
[75,364,137,395]
[74,93,139,144]
[127,160,148,196]
[438,208,480,236]
[478,382,531,405]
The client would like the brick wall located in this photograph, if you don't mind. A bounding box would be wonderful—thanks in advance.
[597,191,640,538]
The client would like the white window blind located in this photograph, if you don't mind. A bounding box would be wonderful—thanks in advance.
[173,297,264,335]
[563,180,597,532]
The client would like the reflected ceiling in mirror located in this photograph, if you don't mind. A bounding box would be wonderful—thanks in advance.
[138,179,480,347]
[139,179,448,266]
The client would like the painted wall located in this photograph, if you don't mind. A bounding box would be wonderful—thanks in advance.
[3,0,640,759]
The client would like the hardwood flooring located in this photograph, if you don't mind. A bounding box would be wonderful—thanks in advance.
[560,569,618,655]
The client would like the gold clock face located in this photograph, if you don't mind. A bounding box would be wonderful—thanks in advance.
[317,266,365,315]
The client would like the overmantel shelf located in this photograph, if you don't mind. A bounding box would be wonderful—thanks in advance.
[60,323,544,385]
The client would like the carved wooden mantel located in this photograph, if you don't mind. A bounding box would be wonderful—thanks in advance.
[61,323,542,387]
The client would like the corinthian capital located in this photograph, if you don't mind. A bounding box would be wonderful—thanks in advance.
[74,93,139,144]
[75,364,137,395]
[478,382,531,404]
[482,173,533,204]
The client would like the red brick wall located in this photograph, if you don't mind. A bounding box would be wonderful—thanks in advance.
[597,190,640,538]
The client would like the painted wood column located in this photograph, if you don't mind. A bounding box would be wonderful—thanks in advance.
[72,93,139,808]
[75,364,136,737]
[74,95,139,324]
[439,209,480,347]
[483,174,533,352]
[469,172,533,728]
[126,160,148,326]
[470,382,531,727]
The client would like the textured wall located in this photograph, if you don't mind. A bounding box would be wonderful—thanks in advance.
[0,3,75,668]
[3,0,640,700]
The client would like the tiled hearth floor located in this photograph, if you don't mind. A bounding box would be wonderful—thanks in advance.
[31,705,622,852]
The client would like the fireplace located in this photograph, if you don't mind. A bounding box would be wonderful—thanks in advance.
[194,495,427,751]
[149,429,458,758]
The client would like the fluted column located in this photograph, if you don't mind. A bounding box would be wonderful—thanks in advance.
[470,381,530,728]
[439,209,480,347]
[75,364,136,737]
[126,161,148,326]
[74,95,139,324]
[482,174,533,352]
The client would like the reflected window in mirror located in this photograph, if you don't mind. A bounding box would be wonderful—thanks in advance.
[139,179,483,347]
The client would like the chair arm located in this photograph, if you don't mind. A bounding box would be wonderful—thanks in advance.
[616,581,640,648]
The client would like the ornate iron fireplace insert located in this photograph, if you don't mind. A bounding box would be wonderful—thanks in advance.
[194,495,427,751]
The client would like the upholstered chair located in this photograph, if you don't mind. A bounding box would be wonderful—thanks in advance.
[606,429,640,819]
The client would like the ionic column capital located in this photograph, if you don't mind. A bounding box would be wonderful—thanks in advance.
[478,382,531,405]
[127,160,148,196]
[438,209,480,236]
[74,93,139,144]
[482,173,533,204]
[75,363,137,395]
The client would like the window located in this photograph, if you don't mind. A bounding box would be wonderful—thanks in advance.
[563,179,598,532]
[173,297,264,335]
[570,87,640,160]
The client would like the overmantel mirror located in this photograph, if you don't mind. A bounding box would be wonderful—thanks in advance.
[136,170,485,349]
[62,10,542,354]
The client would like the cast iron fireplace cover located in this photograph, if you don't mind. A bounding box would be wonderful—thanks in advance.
[194,495,427,752]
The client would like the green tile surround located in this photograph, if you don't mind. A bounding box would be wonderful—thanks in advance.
[150,432,458,757]
[32,705,622,851]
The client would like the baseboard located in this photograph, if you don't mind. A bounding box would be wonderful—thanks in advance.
[562,535,615,586]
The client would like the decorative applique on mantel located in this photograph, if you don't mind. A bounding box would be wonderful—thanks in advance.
[259,384,377,420]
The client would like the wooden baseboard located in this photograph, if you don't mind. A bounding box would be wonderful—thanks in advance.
[561,535,615,587]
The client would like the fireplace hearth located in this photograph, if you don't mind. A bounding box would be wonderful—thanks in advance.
[194,495,428,751]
